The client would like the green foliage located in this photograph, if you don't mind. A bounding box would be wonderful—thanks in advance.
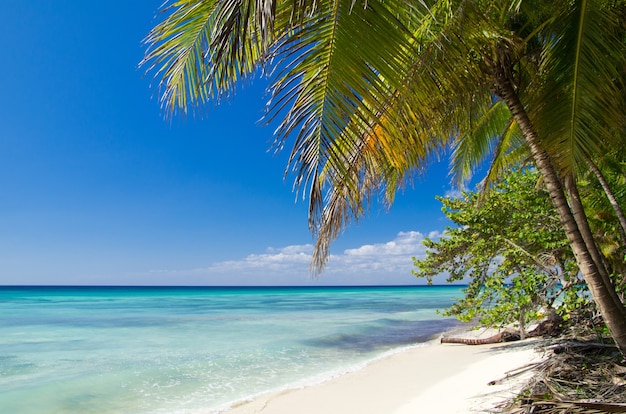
[413,169,586,334]
[558,285,592,322]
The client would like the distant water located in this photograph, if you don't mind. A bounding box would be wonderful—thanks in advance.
[0,286,463,414]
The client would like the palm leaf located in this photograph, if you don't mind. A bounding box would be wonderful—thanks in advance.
[450,100,515,186]
[142,1,219,114]
[264,0,419,225]
[142,0,285,116]
[531,0,625,175]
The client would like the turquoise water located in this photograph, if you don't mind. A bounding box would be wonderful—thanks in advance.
[0,286,463,413]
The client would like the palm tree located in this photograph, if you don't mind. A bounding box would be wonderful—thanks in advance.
[141,0,626,354]
[582,152,626,250]
[578,151,626,283]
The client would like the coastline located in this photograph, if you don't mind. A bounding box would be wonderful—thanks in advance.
[220,330,544,414]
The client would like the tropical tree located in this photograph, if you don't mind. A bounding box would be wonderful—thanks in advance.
[577,152,626,299]
[141,0,626,354]
[413,169,583,337]
[582,154,626,250]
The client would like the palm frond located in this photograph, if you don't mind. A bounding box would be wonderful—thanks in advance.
[264,0,419,226]
[142,0,278,116]
[309,0,525,271]
[450,100,514,186]
[531,0,626,175]
[479,127,530,193]
[142,1,219,115]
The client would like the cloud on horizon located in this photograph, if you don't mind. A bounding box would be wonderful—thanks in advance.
[142,230,447,286]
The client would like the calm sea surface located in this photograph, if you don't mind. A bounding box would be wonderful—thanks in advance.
[0,285,463,413]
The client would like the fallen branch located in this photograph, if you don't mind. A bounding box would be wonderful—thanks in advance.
[488,361,545,385]
[441,330,520,345]
[523,400,626,413]
[548,341,618,354]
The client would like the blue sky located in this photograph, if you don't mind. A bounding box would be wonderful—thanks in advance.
[1,2,460,286]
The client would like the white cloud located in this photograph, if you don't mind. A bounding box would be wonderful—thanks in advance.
[140,230,449,286]
[328,231,438,276]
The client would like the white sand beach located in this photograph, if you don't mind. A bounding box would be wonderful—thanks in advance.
[224,332,544,414]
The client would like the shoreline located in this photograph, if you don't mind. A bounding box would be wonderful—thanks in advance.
[219,330,544,414]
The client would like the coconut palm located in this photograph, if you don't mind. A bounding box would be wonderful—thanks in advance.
[578,151,626,279]
[142,0,626,354]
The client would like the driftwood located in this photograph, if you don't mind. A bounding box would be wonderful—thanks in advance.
[441,330,520,345]
[441,311,564,345]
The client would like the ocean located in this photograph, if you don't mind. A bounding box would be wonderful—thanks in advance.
[0,285,463,413]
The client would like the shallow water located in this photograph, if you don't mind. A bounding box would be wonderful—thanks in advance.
[0,286,463,413]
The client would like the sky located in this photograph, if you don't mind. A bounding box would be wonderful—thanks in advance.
[1,2,462,286]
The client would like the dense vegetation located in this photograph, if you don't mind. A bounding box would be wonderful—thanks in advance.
[413,168,625,338]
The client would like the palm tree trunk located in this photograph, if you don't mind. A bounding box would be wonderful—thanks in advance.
[564,174,626,313]
[583,154,626,249]
[493,63,626,357]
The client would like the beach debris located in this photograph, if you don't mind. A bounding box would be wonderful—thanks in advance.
[441,330,520,345]
[498,339,626,414]
[441,311,564,345]
[488,361,545,386]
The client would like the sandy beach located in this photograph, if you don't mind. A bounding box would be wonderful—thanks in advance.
[223,331,544,414]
